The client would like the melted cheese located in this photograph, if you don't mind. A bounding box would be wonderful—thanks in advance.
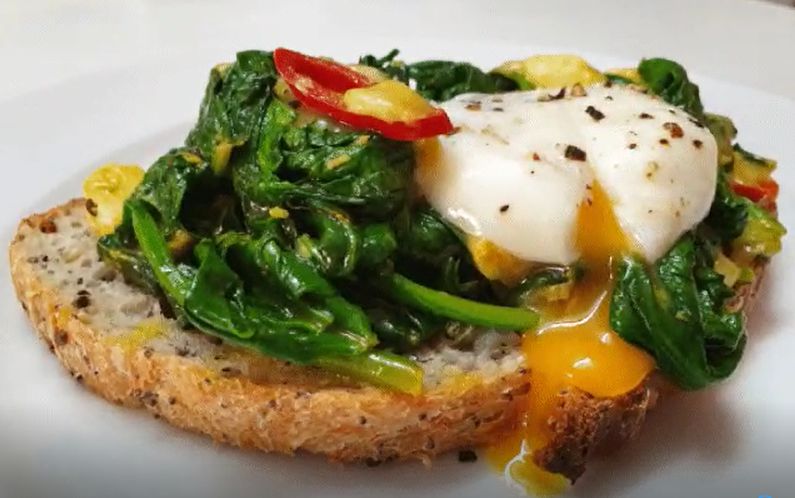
[486,183,654,494]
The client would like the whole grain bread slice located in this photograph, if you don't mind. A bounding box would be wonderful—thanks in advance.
[8,199,763,480]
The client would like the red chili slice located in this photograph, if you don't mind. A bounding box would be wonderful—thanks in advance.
[731,179,779,203]
[273,48,453,141]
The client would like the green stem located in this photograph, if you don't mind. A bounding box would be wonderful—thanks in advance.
[129,201,191,306]
[315,351,424,395]
[384,273,540,331]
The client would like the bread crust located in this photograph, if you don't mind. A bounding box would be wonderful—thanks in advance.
[8,200,764,480]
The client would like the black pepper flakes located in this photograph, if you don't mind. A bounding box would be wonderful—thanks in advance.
[662,122,684,138]
[659,138,670,145]
[465,102,482,111]
[585,105,605,121]
[549,88,566,100]
[499,204,510,213]
[493,107,504,112]
[605,95,614,101]
[639,112,654,119]
[688,117,705,128]
[458,450,478,463]
[693,139,703,149]
[628,143,637,150]
[564,145,587,161]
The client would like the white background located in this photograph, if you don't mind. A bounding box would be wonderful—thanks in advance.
[0,1,793,497]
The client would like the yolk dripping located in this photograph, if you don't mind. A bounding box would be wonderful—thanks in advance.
[486,183,654,495]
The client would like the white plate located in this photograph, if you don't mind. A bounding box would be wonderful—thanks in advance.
[1,23,794,498]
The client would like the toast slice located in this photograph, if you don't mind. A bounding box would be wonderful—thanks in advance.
[9,199,764,480]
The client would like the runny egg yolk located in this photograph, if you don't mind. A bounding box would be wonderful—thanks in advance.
[486,182,655,495]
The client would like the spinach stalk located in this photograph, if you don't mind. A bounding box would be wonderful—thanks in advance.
[383,273,539,331]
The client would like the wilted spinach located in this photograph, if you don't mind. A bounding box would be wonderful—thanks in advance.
[359,49,517,101]
[611,236,745,389]
[186,50,277,173]
[637,58,704,119]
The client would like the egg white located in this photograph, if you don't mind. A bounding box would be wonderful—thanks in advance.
[415,85,718,265]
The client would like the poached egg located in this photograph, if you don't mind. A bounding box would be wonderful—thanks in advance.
[415,84,718,266]
[415,84,718,494]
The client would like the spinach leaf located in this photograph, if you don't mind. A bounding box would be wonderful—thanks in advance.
[96,232,160,294]
[126,148,212,236]
[128,201,195,315]
[186,50,277,173]
[506,266,577,307]
[187,240,368,360]
[611,235,745,390]
[357,49,410,82]
[363,298,442,352]
[705,170,748,243]
[392,205,485,297]
[358,223,397,269]
[293,201,360,277]
[638,58,704,119]
[233,99,414,219]
[214,231,377,347]
[705,113,737,167]
[359,50,518,101]
[734,199,786,258]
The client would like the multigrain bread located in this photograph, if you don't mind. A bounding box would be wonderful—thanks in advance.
[8,199,764,480]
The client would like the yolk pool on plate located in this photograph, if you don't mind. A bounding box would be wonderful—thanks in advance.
[486,182,654,495]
